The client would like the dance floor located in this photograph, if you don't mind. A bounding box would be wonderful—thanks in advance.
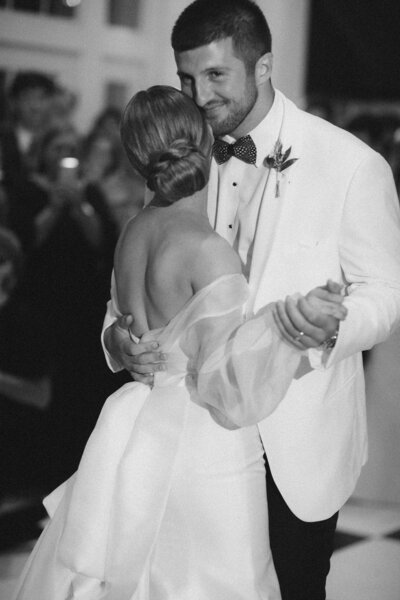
[1,497,400,599]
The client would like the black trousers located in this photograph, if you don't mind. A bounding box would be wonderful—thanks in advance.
[265,458,338,600]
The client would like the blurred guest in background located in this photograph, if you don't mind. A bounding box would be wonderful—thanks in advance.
[48,85,78,130]
[26,124,122,486]
[0,225,50,550]
[89,105,122,139]
[0,160,9,224]
[0,71,57,187]
[392,126,400,195]
[0,225,22,311]
[306,95,335,123]
[82,110,145,231]
[344,112,400,165]
[3,123,123,496]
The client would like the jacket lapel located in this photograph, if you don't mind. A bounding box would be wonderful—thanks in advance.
[247,92,305,314]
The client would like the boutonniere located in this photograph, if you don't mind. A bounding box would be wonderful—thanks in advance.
[264,140,298,198]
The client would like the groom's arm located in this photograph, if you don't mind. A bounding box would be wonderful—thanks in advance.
[281,151,400,367]
[325,151,400,365]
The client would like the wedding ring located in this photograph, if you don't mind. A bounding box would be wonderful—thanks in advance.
[294,331,305,342]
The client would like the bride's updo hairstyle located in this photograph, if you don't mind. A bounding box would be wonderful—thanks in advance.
[121,85,213,203]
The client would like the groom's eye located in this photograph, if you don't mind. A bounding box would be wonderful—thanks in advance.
[209,70,224,80]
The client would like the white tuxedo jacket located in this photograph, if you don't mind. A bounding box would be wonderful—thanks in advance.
[210,90,400,521]
[102,90,400,522]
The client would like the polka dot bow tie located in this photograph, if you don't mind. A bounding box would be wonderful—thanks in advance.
[212,135,257,165]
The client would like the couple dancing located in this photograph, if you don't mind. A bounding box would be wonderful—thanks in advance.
[13,84,345,600]
[14,1,400,599]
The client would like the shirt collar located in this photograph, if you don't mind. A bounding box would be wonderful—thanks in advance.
[223,89,284,168]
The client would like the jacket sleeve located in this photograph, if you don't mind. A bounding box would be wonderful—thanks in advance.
[310,151,400,369]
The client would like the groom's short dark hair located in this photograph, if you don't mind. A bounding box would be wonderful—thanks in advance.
[171,0,272,72]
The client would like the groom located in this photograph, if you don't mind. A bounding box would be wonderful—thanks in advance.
[103,1,400,598]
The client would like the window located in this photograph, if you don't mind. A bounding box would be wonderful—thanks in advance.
[108,0,141,29]
[0,0,76,18]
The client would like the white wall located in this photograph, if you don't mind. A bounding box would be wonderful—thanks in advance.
[354,330,400,505]
[0,0,157,131]
[0,0,311,130]
[259,0,311,106]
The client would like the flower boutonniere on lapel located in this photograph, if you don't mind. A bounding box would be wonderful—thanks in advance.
[264,140,299,198]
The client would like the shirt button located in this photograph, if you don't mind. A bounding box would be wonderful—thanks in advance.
[228,224,233,229]
[232,182,237,187]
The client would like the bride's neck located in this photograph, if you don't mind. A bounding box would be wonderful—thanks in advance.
[151,186,209,218]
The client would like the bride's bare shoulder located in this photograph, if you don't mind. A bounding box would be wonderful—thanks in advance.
[120,207,155,237]
[115,208,156,257]
[191,232,242,292]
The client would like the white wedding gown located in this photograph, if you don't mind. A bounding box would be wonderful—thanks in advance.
[13,274,300,600]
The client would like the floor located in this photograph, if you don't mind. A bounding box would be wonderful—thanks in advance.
[327,498,400,600]
[1,498,400,599]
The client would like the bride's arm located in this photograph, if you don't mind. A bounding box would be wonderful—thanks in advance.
[185,282,347,429]
[272,280,347,352]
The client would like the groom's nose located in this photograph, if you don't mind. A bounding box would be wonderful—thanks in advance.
[192,79,214,108]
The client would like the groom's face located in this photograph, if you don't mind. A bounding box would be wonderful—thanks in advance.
[175,37,258,138]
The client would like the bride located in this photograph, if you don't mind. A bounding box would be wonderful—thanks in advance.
[13,86,346,600]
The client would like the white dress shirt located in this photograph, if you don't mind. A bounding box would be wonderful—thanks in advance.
[212,92,284,280]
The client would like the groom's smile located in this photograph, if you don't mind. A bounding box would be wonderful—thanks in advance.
[175,37,259,138]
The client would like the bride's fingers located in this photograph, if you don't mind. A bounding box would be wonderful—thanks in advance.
[283,296,328,346]
[272,304,305,349]
[275,299,321,348]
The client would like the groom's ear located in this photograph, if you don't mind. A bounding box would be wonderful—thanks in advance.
[255,52,273,85]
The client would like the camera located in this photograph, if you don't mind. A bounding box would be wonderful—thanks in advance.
[58,156,80,184]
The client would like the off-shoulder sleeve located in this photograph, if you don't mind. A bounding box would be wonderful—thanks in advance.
[180,281,302,430]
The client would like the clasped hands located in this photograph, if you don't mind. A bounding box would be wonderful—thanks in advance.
[273,279,346,350]
[105,280,346,385]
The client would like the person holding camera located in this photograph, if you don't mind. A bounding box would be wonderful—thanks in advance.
[6,124,120,490]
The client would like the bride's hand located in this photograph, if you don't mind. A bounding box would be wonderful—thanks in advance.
[273,280,347,349]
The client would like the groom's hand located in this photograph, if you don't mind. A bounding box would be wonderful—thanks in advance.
[273,280,347,349]
[104,316,167,384]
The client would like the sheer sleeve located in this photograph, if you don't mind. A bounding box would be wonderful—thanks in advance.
[182,298,302,430]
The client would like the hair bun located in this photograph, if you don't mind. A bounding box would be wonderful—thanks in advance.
[121,86,212,203]
[147,139,208,202]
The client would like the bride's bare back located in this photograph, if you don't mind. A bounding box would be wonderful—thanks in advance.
[114,194,241,338]
[112,85,242,338]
